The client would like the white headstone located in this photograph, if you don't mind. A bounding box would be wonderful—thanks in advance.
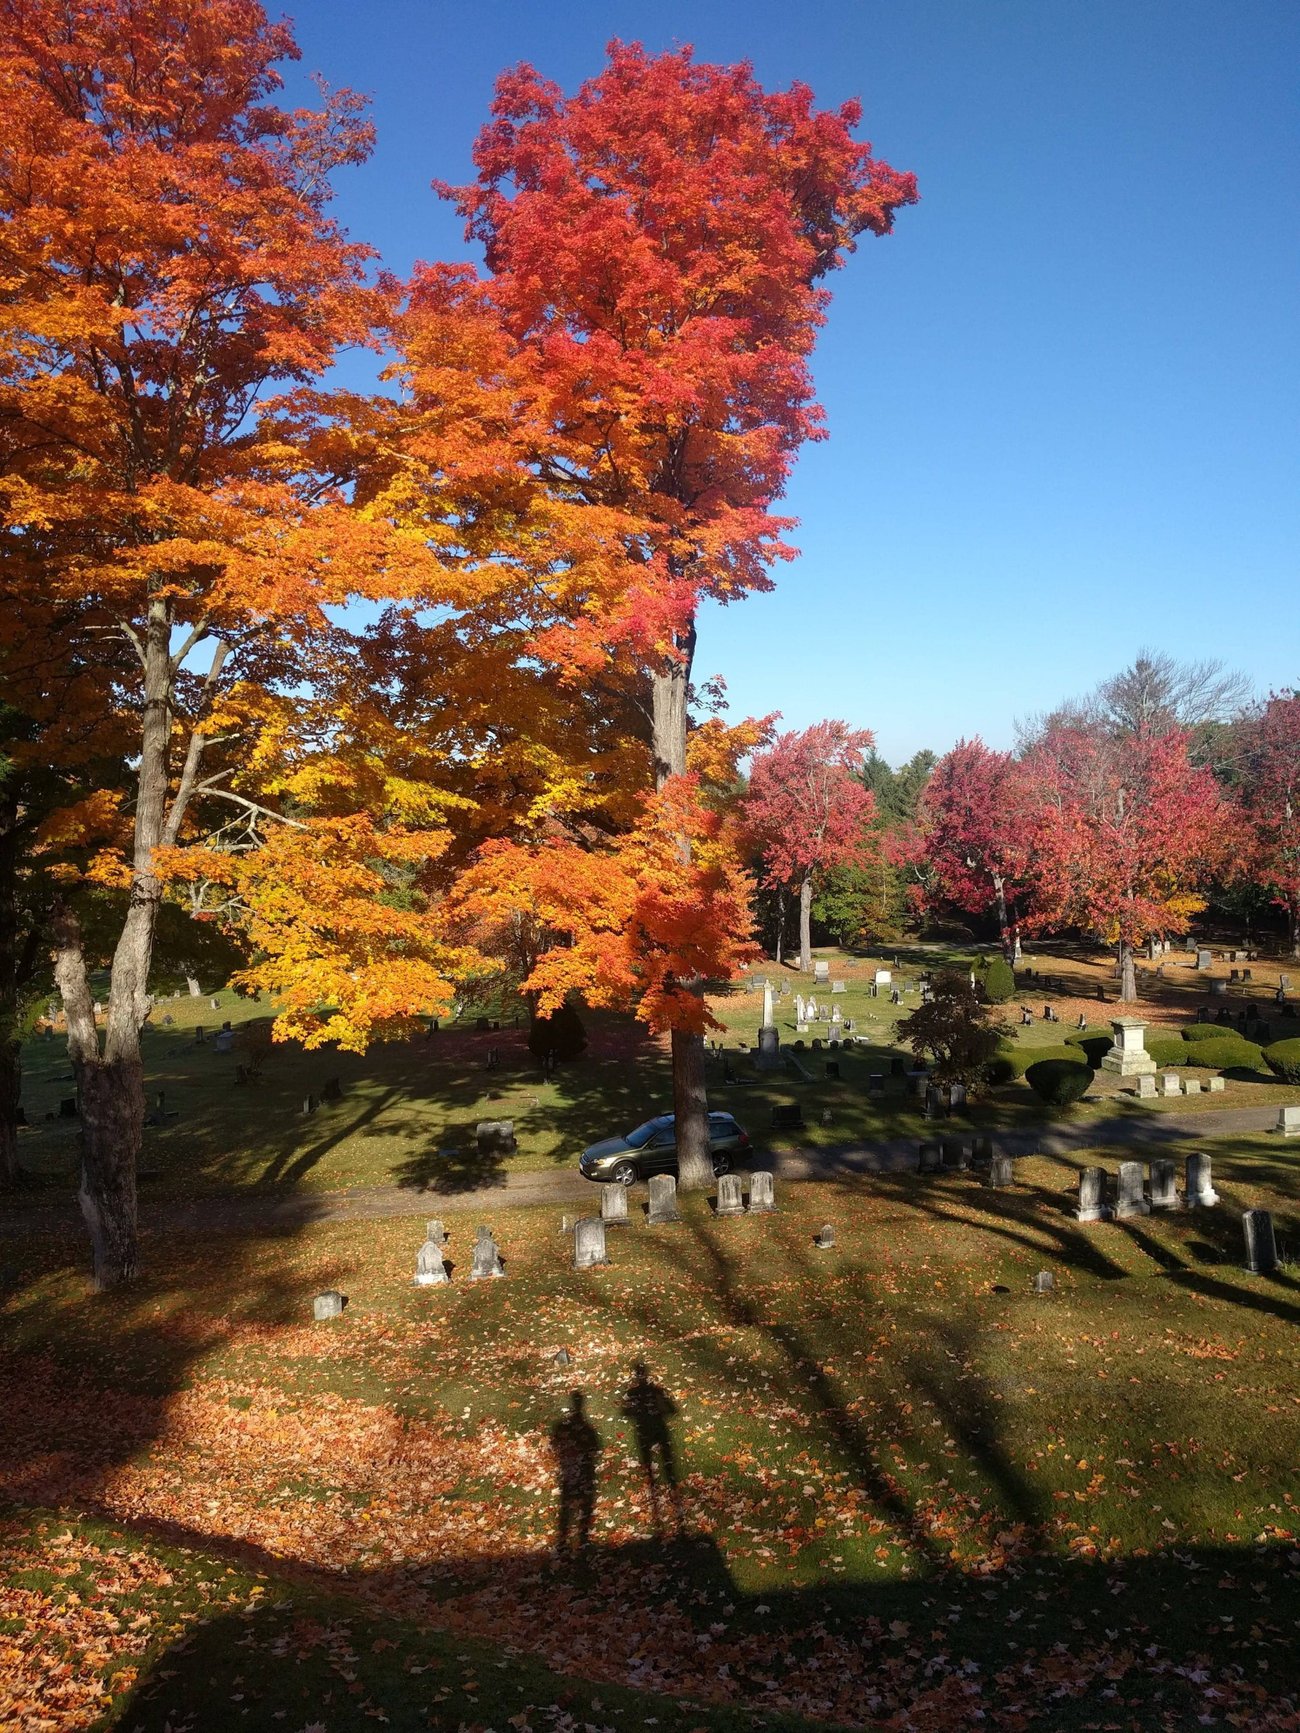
[1183,1153,1219,1208]
[600,1185,629,1225]
[1149,1159,1179,1210]
[1207,1075,1225,1092]
[874,969,891,986]
[1161,1072,1182,1096]
[414,1220,449,1285]
[1136,1074,1158,1099]
[647,1173,680,1224]
[747,1171,776,1213]
[715,1172,745,1216]
[469,1224,505,1278]
[1115,1160,1150,1218]
[761,983,775,1027]
[814,960,830,984]
[1277,1105,1300,1137]
[1076,1166,1110,1222]
[573,1217,609,1269]
[313,1290,345,1320]
[1183,1075,1201,1094]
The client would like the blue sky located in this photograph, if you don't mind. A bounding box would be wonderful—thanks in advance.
[281,0,1299,764]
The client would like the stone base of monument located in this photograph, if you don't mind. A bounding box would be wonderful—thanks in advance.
[754,1025,781,1070]
[1100,1017,1158,1077]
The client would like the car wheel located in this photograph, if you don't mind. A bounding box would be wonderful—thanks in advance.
[712,1154,732,1177]
[611,1160,638,1186]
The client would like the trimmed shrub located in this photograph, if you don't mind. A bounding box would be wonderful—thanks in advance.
[527,1003,587,1062]
[977,956,1017,1004]
[1182,1036,1264,1072]
[985,1056,1016,1087]
[1025,1057,1094,1106]
[1264,1038,1300,1083]
[1182,1023,1225,1043]
[1145,1033,1191,1067]
[998,1042,1080,1079]
[1066,1031,1113,1067]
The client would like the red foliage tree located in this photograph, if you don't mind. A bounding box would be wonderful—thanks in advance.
[395,43,916,1175]
[746,722,877,971]
[1238,691,1300,957]
[1019,725,1228,1001]
[919,739,1030,959]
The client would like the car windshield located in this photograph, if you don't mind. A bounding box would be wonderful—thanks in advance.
[623,1118,669,1149]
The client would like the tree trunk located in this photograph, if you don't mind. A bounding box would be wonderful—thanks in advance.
[774,890,786,967]
[53,906,141,1287]
[993,873,1010,959]
[0,1035,19,1187]
[650,625,713,1190]
[671,1024,712,1190]
[1290,901,1300,960]
[798,870,813,973]
[1119,939,1137,1003]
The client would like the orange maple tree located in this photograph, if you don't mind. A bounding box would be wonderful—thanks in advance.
[0,0,424,1285]
[393,43,916,1179]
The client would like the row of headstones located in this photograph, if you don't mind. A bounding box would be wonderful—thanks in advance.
[358,1170,781,1301]
[917,1134,1003,1179]
[1077,1154,1217,1218]
[1018,969,1109,1002]
[1135,1072,1226,1098]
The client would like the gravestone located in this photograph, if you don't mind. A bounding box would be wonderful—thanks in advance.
[715,1172,745,1216]
[1242,1209,1278,1275]
[813,960,830,984]
[187,975,201,996]
[59,1096,78,1118]
[770,1103,805,1131]
[813,1222,835,1250]
[756,1025,781,1069]
[948,1081,967,1111]
[476,1119,517,1155]
[987,1151,1014,1188]
[924,1085,946,1119]
[825,1059,841,1079]
[972,1134,994,1164]
[917,1141,942,1173]
[1183,1075,1201,1095]
[874,969,891,987]
[469,1224,505,1278]
[312,1290,345,1320]
[193,1026,205,1045]
[795,994,806,1022]
[1209,979,1228,998]
[573,1217,609,1269]
[1161,1072,1181,1096]
[647,1174,680,1225]
[1183,1153,1219,1208]
[1115,1160,1149,1217]
[867,1073,885,1095]
[1100,1018,1157,1078]
[941,1137,969,1170]
[162,1013,174,1026]
[890,1056,906,1076]
[831,978,846,994]
[213,1030,233,1053]
[747,1171,776,1213]
[1032,1271,1055,1294]
[909,1070,929,1098]
[1076,1166,1110,1222]
[1196,949,1212,971]
[414,1221,449,1286]
[1277,1105,1300,1137]
[301,1094,318,1116]
[209,997,220,1011]
[1149,1159,1179,1210]
[600,1184,629,1226]
[761,982,775,1026]
[1207,1074,1225,1092]
[322,1076,343,1102]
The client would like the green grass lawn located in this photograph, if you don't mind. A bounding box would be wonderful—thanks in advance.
[13,947,1300,1210]
[3,1131,1298,1729]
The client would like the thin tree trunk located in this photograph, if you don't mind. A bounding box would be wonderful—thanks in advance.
[1291,902,1300,960]
[1119,939,1137,1003]
[993,873,1010,959]
[798,870,813,974]
[650,626,712,1191]
[774,891,785,967]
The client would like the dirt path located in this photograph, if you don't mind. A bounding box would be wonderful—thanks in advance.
[3,1103,1290,1240]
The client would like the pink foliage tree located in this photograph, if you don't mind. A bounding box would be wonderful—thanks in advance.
[1239,691,1300,957]
[746,721,876,970]
[919,739,1031,960]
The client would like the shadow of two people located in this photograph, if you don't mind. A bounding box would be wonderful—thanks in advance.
[550,1361,682,1553]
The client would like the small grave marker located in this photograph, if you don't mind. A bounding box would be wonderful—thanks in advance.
[715,1172,745,1216]
[1115,1160,1150,1217]
[469,1224,505,1278]
[1149,1159,1180,1210]
[813,1222,836,1250]
[573,1217,609,1269]
[312,1291,345,1321]
[600,1185,630,1226]
[1277,1105,1300,1137]
[1183,1153,1219,1208]
[987,1151,1014,1188]
[1076,1166,1110,1222]
[414,1221,449,1286]
[647,1174,681,1225]
[747,1171,776,1213]
[1242,1209,1278,1275]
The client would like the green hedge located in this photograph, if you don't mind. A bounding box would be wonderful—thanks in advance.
[998,1041,1080,1079]
[1181,1022,1226,1043]
[1264,1038,1300,1083]
[985,1056,1016,1087]
[978,956,1017,1004]
[1145,1033,1191,1067]
[1066,1031,1113,1067]
[1182,1036,1264,1071]
[1025,1058,1093,1106]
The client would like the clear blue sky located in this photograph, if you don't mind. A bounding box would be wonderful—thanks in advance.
[281,0,1299,765]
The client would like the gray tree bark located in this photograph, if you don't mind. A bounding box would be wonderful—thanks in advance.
[649,624,712,1192]
[798,870,814,974]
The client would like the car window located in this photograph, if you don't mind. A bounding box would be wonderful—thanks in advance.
[624,1119,665,1149]
[649,1127,676,1148]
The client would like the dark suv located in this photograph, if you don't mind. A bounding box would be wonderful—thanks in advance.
[579,1112,750,1185]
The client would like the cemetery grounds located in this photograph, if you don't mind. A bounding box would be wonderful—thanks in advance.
[2,946,1299,1731]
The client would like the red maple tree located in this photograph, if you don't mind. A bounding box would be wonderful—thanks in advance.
[1238,691,1300,957]
[1019,725,1227,1001]
[919,739,1031,959]
[746,722,877,971]
[393,44,916,1176]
